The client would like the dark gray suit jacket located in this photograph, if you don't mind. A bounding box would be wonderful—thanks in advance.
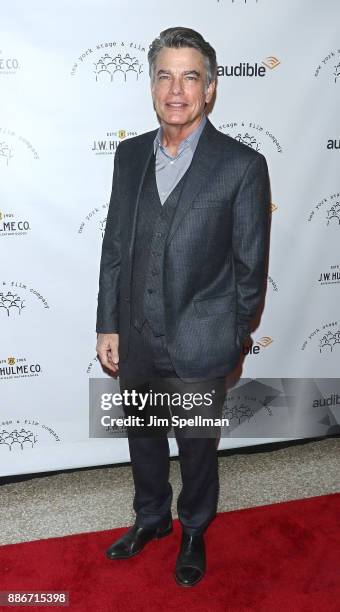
[96,117,270,378]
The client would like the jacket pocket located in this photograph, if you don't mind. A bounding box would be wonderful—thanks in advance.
[193,291,236,318]
[191,199,226,209]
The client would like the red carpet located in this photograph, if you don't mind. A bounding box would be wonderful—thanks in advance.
[1,493,340,611]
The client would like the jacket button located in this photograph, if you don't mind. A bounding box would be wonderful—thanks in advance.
[147,288,153,294]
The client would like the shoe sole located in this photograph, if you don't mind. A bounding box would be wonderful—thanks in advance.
[106,524,173,560]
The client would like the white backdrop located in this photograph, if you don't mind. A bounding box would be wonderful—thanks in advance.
[1,0,339,476]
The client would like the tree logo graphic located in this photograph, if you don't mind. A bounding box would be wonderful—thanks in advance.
[0,292,25,316]
[0,428,37,451]
[0,141,13,166]
[223,402,254,425]
[319,330,340,353]
[334,62,340,83]
[327,202,340,225]
[100,218,107,239]
[307,191,340,226]
[234,132,261,151]
[219,120,282,154]
[94,53,143,82]
[315,49,340,82]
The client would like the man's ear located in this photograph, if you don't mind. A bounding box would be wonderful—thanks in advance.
[205,80,216,104]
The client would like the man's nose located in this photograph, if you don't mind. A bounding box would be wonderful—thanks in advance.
[170,77,184,95]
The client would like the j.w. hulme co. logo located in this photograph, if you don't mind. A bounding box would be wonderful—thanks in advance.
[317,264,340,286]
[0,210,31,237]
[218,120,283,154]
[91,128,138,156]
[0,356,42,381]
[71,40,146,82]
[0,50,19,75]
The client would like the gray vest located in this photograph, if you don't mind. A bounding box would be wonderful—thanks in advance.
[131,152,189,336]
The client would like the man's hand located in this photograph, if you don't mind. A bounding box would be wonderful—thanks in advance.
[96,333,119,374]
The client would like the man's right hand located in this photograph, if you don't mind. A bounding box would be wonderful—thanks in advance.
[96,333,119,374]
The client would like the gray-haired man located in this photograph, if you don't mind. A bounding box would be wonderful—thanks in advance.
[96,26,270,586]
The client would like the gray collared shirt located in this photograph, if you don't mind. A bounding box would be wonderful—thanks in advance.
[153,114,207,205]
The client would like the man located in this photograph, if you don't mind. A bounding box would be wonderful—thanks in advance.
[96,27,270,587]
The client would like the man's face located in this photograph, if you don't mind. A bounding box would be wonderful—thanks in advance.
[151,46,215,128]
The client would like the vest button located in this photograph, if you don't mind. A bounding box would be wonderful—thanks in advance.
[147,288,154,294]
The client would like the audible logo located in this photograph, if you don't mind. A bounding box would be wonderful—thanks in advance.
[313,394,340,408]
[217,57,280,78]
[256,336,273,348]
[327,139,340,150]
[262,56,280,69]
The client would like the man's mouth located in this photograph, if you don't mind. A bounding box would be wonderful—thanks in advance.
[166,103,187,107]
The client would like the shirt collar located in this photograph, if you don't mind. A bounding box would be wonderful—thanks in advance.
[153,114,207,156]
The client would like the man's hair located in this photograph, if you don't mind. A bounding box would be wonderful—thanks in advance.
[148,26,217,87]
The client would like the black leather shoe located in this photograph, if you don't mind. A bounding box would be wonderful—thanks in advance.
[175,532,206,587]
[105,518,173,560]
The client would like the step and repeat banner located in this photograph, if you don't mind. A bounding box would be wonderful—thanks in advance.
[1,0,339,476]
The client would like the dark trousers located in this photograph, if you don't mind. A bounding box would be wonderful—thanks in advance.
[118,320,226,536]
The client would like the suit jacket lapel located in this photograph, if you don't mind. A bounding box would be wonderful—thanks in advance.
[127,130,157,258]
[127,117,222,258]
[165,118,222,247]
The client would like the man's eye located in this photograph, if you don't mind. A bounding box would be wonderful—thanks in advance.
[186,75,198,80]
[159,75,169,80]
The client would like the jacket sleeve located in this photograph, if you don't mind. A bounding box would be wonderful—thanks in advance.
[232,153,270,345]
[96,144,122,334]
